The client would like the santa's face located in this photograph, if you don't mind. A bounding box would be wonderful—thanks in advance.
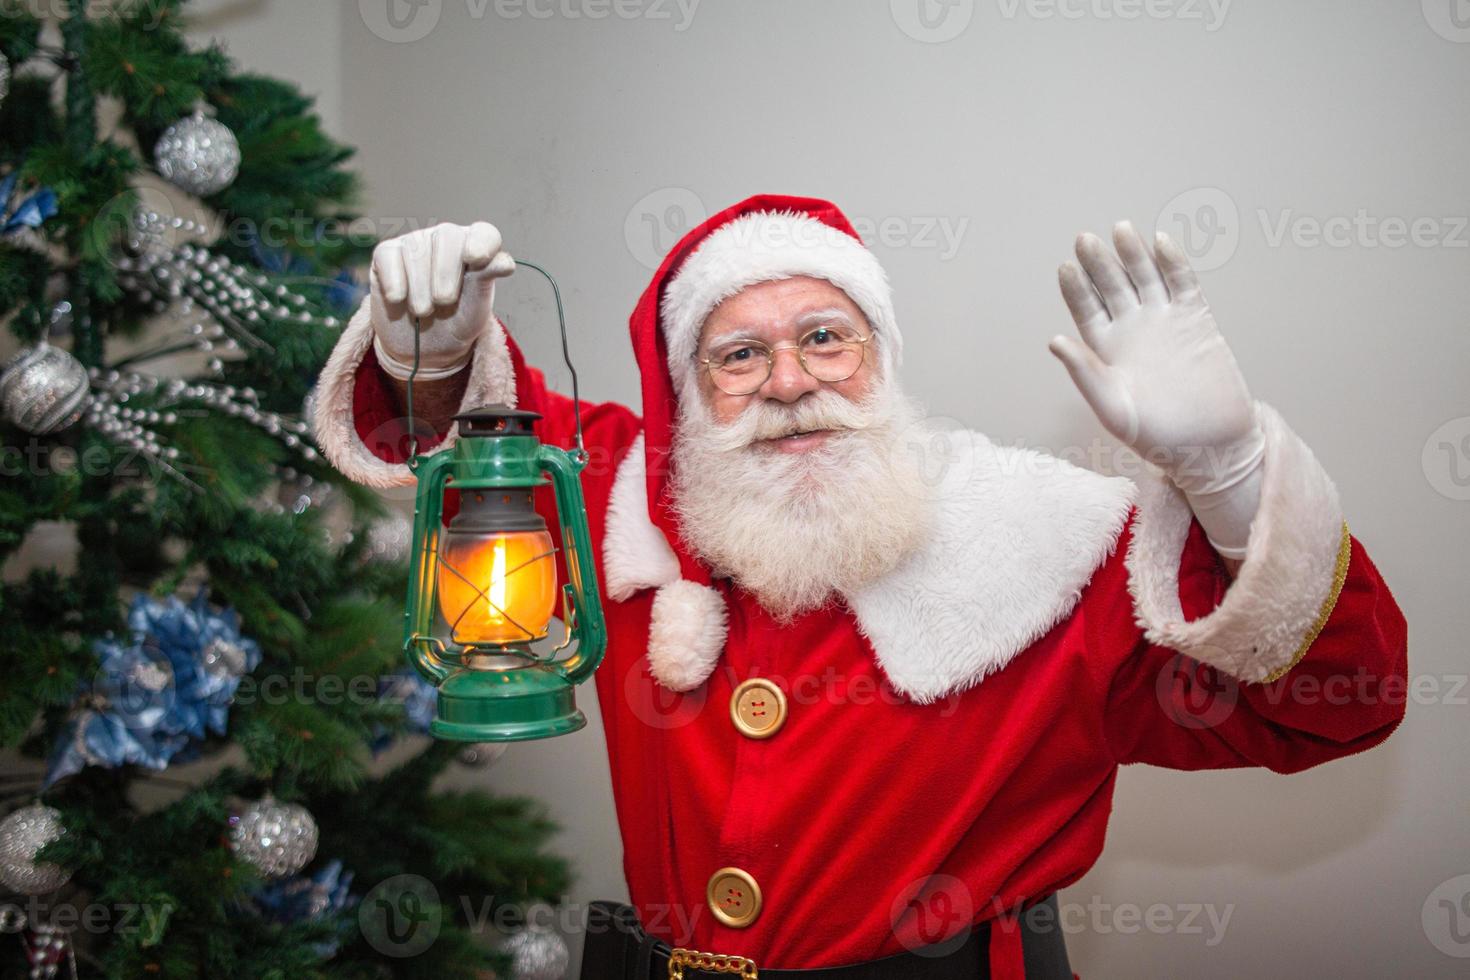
[671,276,931,622]
[693,276,879,448]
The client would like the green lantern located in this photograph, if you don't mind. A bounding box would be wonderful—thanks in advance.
[400,263,606,741]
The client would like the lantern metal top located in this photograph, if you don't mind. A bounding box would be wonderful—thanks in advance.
[454,404,544,438]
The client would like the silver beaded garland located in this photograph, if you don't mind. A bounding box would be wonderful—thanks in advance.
[364,513,413,563]
[23,922,76,980]
[45,301,74,340]
[116,209,342,355]
[0,804,73,895]
[503,906,570,980]
[229,797,318,879]
[0,344,89,435]
[153,109,241,196]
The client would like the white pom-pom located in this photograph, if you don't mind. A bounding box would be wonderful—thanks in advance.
[646,579,728,692]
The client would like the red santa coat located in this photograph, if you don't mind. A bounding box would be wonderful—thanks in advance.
[313,197,1407,978]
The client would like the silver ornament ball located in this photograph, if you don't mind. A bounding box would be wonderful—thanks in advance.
[504,910,569,980]
[0,344,89,435]
[229,798,318,879]
[0,804,72,895]
[154,110,241,196]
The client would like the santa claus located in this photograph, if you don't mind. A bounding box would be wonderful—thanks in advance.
[313,195,1406,979]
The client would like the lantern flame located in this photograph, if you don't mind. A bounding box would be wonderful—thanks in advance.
[436,529,557,648]
[489,539,507,625]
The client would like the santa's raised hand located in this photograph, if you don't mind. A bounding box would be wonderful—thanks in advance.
[1050,220,1267,560]
[369,221,516,381]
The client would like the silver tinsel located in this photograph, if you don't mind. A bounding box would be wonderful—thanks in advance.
[0,55,9,110]
[0,344,89,434]
[154,110,240,196]
[503,906,569,980]
[0,805,72,895]
[229,798,318,879]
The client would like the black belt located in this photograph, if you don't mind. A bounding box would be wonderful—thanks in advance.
[578,897,1072,980]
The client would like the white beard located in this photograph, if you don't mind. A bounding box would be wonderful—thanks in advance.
[670,379,934,623]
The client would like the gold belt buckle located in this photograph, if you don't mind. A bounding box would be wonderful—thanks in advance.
[667,946,759,979]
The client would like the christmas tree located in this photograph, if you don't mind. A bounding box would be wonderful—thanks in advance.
[0,2,571,976]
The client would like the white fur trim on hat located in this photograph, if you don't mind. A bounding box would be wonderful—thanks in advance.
[603,433,729,692]
[648,579,730,692]
[1125,402,1351,684]
[659,210,901,399]
[311,296,517,488]
[602,434,682,601]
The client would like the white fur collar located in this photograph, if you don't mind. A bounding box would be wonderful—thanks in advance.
[603,426,1138,702]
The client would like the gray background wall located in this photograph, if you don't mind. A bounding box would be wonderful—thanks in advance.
[186,1,1469,976]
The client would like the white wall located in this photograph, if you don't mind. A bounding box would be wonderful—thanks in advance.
[186,0,345,132]
[216,1,1468,976]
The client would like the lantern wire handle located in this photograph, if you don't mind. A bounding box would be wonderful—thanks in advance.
[405,314,423,467]
[514,259,587,461]
[403,259,586,465]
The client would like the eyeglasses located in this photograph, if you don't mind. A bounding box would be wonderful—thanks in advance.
[696,324,874,396]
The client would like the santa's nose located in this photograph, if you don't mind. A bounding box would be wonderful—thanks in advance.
[758,347,820,403]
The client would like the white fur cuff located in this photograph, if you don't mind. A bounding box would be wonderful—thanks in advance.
[1125,402,1352,684]
[310,297,518,488]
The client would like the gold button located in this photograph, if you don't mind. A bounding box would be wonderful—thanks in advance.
[707,867,762,928]
[730,678,787,739]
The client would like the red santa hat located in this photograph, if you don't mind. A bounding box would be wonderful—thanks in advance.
[614,195,901,689]
[656,201,903,400]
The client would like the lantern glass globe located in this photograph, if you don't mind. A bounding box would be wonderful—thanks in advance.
[437,526,558,648]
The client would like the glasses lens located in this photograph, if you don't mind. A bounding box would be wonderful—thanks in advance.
[710,342,770,394]
[800,327,864,382]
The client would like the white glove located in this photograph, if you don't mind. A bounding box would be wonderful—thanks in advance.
[369,221,516,381]
[1050,221,1265,559]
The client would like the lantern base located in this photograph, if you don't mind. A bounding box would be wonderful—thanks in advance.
[429,663,588,742]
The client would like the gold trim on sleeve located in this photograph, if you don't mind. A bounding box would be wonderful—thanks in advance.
[1262,521,1353,683]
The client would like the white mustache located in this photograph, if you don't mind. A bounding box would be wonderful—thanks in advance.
[703,390,881,452]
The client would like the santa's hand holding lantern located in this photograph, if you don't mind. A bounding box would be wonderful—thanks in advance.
[360,222,607,741]
[313,200,1404,979]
